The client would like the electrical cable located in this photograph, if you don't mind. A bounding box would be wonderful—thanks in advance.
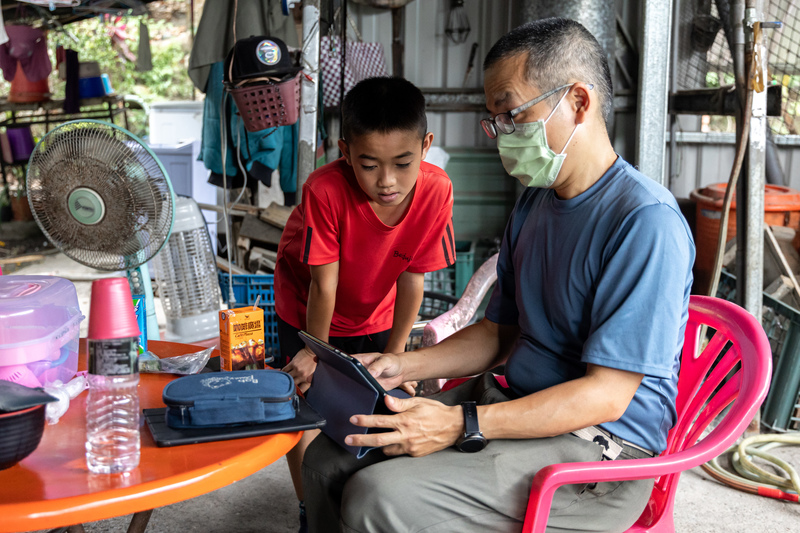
[701,432,800,503]
[220,89,235,307]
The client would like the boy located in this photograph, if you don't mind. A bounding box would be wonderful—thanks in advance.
[273,76,456,531]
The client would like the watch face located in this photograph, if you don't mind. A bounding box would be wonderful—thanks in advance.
[458,436,487,453]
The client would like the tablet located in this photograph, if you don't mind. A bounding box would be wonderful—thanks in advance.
[298,331,394,397]
[299,331,409,458]
[143,396,326,447]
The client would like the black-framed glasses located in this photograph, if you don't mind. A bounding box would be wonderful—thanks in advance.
[480,83,593,139]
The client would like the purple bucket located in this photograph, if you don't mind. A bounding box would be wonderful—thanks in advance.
[5,127,34,163]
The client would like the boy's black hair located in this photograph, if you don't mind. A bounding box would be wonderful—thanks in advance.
[341,77,427,141]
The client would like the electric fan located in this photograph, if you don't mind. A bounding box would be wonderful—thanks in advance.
[151,196,220,343]
[26,120,175,340]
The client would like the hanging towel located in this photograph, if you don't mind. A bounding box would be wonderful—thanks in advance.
[63,49,80,114]
[0,26,52,82]
[136,21,152,71]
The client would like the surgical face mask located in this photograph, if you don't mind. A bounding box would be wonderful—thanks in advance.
[497,90,579,188]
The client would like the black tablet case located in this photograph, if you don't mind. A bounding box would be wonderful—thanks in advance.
[302,333,408,459]
[144,396,325,447]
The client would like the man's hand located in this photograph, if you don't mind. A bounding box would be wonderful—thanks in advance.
[282,347,317,393]
[345,395,464,457]
[355,352,407,391]
[398,381,418,396]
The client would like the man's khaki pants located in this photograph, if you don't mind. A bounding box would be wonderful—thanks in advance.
[302,374,653,533]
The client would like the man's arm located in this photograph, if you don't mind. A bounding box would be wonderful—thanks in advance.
[479,364,642,439]
[346,364,642,457]
[359,317,520,391]
[283,261,339,391]
[383,271,424,354]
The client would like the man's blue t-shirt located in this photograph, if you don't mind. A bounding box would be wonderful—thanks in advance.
[485,156,695,453]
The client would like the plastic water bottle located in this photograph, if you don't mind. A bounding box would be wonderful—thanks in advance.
[85,277,142,475]
[85,337,140,474]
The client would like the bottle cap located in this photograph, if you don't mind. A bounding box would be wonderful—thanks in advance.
[87,278,141,340]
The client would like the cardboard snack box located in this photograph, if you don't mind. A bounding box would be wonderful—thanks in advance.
[219,307,266,371]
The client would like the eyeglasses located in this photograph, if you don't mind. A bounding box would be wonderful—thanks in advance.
[480,83,593,139]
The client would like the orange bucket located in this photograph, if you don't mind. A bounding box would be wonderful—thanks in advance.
[9,61,50,103]
[689,183,800,294]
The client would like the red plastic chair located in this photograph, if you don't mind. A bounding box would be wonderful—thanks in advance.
[521,295,772,532]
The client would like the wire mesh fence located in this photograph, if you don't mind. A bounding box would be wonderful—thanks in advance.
[676,0,800,135]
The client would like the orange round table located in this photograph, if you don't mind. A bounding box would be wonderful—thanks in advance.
[0,340,301,533]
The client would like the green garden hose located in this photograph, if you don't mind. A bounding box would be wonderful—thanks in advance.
[701,432,800,502]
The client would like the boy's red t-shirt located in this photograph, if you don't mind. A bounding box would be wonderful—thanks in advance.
[275,158,455,337]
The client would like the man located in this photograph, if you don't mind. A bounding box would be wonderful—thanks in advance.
[302,18,695,533]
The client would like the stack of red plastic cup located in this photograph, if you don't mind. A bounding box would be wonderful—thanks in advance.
[88,278,140,340]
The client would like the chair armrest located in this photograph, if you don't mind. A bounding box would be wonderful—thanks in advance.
[524,442,728,533]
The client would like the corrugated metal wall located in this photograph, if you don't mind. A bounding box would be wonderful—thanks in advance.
[669,132,800,199]
[346,1,800,228]
[349,0,514,148]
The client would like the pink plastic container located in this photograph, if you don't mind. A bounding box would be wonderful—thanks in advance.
[0,276,84,387]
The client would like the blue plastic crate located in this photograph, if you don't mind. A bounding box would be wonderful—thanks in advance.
[218,273,280,362]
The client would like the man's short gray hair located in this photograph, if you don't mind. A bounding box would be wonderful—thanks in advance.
[484,18,613,129]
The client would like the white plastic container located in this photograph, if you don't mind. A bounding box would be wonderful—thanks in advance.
[148,101,203,145]
[0,276,84,388]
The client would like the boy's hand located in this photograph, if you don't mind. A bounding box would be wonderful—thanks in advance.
[282,347,317,393]
[345,395,463,457]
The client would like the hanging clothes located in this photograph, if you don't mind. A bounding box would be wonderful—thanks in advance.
[188,0,298,93]
[0,26,52,82]
[136,21,152,71]
[63,49,80,114]
[200,62,298,195]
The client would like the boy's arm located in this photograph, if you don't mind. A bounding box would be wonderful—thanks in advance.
[283,261,339,391]
[383,271,424,354]
[306,261,340,341]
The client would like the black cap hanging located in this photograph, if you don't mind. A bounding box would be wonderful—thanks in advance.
[224,36,300,84]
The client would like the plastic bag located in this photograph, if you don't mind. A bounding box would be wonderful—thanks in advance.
[44,374,87,424]
[139,347,213,375]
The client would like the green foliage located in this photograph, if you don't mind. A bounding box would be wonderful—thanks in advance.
[1,17,194,139]
[49,17,194,137]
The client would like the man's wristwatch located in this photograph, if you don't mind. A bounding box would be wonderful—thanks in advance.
[455,401,488,453]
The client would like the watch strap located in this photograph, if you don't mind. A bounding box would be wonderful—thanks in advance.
[461,401,480,436]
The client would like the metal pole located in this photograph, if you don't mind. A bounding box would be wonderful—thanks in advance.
[742,1,766,324]
[391,7,404,77]
[297,0,321,194]
[668,0,681,190]
[635,0,673,185]
[733,0,747,307]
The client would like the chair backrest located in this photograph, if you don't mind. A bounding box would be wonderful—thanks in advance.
[422,253,498,347]
[634,295,772,528]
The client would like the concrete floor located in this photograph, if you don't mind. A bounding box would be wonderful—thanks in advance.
[26,453,800,533]
[11,253,800,533]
